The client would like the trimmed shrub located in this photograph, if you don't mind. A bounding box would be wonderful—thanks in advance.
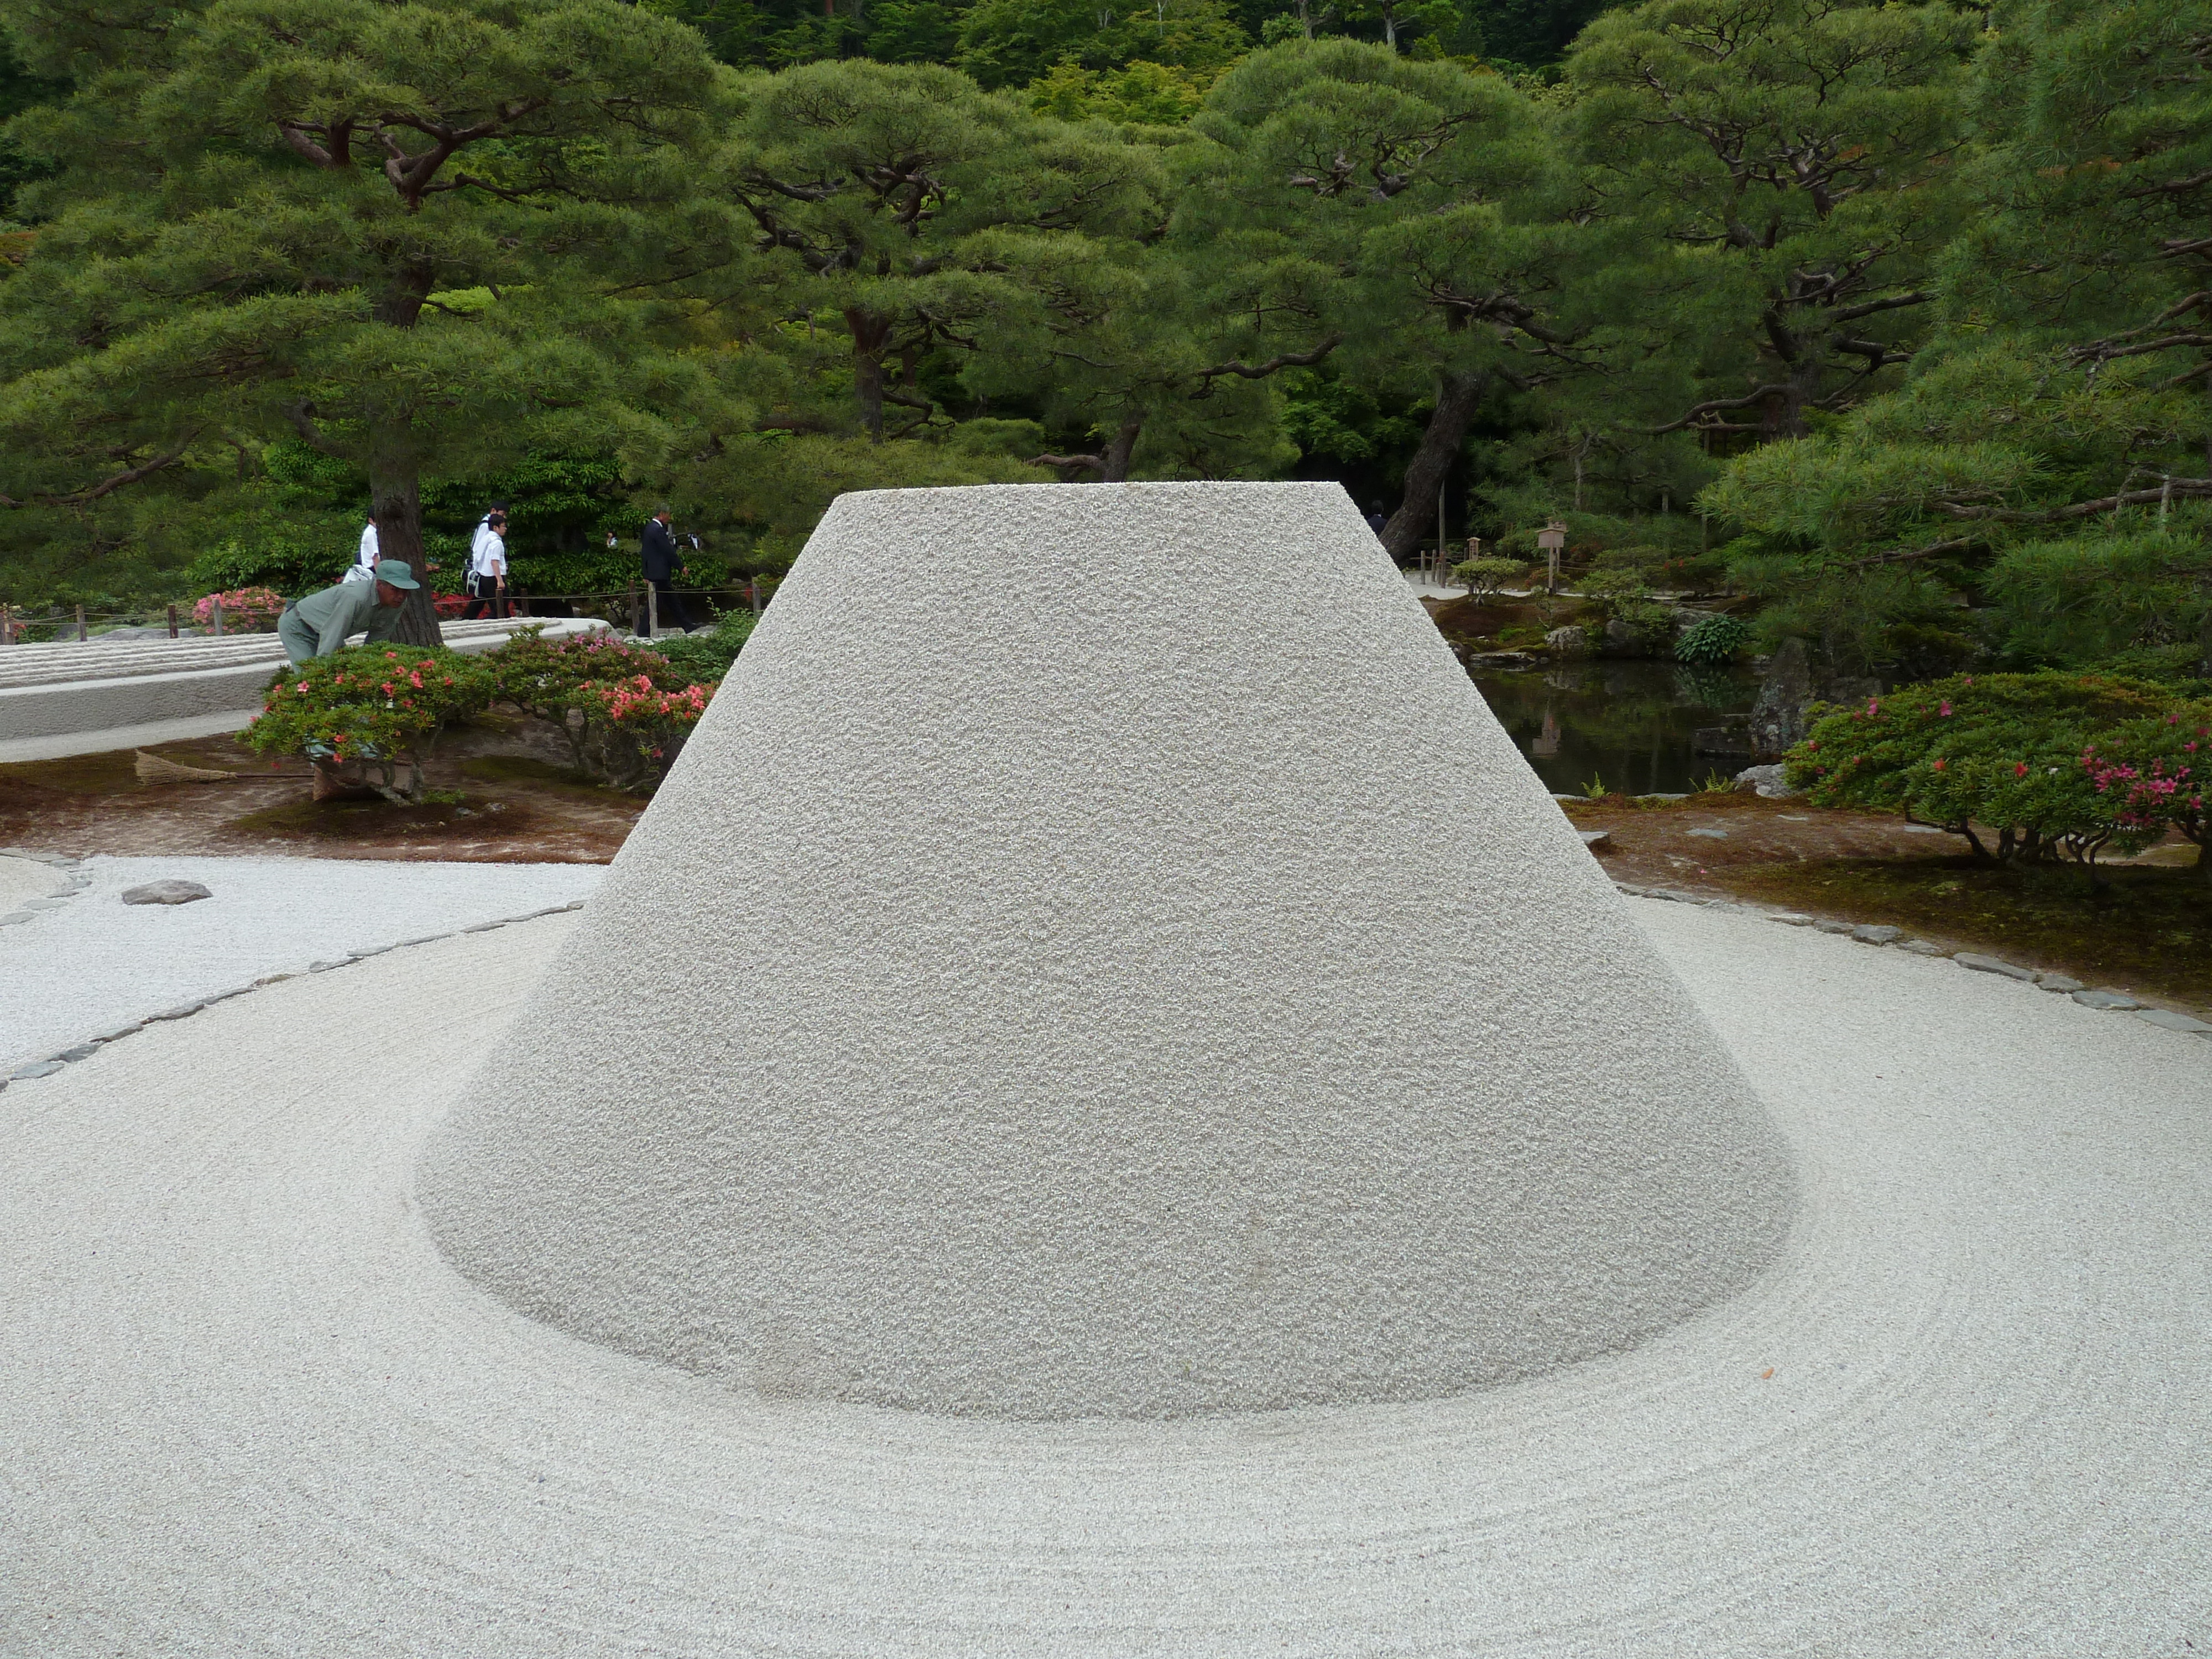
[244,645,494,804]
[1782,672,2179,873]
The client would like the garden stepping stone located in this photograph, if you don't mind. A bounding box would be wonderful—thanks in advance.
[1954,953,2036,982]
[2134,1008,2212,1036]
[9,1061,64,1080]
[1897,940,1949,956]
[2072,989,2142,1011]
[120,880,212,906]
[1578,830,1610,849]
[1814,920,1856,935]
[1851,925,1903,945]
[2035,973,2085,995]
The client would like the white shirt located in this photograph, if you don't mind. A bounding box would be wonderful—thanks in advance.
[341,523,379,583]
[470,528,507,580]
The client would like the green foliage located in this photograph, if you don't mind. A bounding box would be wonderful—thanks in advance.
[1673,613,1749,666]
[1451,555,1523,601]
[647,608,758,682]
[244,643,495,804]
[1783,672,2181,870]
[0,0,745,639]
[479,626,719,787]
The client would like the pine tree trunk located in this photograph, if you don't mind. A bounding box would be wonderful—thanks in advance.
[1380,370,1486,562]
[1099,419,1144,483]
[847,307,893,441]
[372,467,441,648]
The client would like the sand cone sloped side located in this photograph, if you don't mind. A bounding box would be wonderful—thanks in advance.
[419,482,1794,1421]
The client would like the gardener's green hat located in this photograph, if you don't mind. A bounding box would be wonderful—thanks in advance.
[373,559,420,591]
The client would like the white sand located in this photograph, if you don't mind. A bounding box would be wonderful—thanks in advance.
[0,853,66,911]
[420,483,1795,1418]
[1,902,2205,1653]
[0,855,603,1070]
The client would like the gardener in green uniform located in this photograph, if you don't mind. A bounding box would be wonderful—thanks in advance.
[278,560,421,666]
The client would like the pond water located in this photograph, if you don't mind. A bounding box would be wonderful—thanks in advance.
[1468,660,1764,797]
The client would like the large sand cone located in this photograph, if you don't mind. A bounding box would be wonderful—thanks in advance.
[419,482,1795,1421]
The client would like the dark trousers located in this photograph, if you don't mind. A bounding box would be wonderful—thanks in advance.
[644,577,691,635]
[462,572,507,620]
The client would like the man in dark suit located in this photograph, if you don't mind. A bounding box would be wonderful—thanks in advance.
[639,504,691,635]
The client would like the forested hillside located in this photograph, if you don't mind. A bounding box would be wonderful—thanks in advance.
[0,0,2204,691]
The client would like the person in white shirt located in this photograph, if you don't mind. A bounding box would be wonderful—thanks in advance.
[462,510,508,619]
[341,514,379,584]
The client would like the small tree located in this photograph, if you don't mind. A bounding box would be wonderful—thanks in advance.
[1451,556,1524,603]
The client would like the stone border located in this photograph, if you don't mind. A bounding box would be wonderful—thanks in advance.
[0,847,92,928]
[1615,881,2212,1041]
[2,892,587,1087]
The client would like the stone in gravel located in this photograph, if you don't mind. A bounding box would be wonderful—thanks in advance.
[10,1061,64,1079]
[1578,830,1610,849]
[1898,940,1949,956]
[1685,827,1728,839]
[560,900,586,911]
[1550,792,1585,803]
[146,1004,202,1021]
[1955,953,2037,982]
[463,921,505,933]
[308,960,348,973]
[91,1022,143,1041]
[22,897,70,911]
[2072,989,2142,1011]
[1815,920,1856,935]
[1852,925,1903,945]
[58,1045,98,1061]
[120,880,213,906]
[0,912,34,926]
[1767,912,1815,926]
[2134,1008,2212,1035]
[2036,973,2085,995]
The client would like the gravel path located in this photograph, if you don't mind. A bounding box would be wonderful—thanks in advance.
[0,854,603,1071]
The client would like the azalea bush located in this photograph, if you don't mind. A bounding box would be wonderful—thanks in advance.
[1782,672,2185,875]
[482,628,717,790]
[2082,703,2212,881]
[193,586,285,633]
[588,674,714,789]
[244,645,494,804]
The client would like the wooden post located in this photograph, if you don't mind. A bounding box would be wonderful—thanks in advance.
[75,603,87,641]
[1,604,11,645]
[747,577,759,615]
[212,599,225,637]
[167,603,178,639]
[646,581,659,638]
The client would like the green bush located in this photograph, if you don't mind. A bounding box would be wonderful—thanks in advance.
[244,644,494,803]
[481,627,727,790]
[1675,614,1751,665]
[1450,557,1526,603]
[646,608,757,683]
[1783,671,2183,873]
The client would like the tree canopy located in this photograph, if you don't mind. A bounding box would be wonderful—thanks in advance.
[0,0,2203,700]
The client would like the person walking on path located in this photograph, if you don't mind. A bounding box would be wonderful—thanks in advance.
[462,511,508,619]
[639,505,691,635]
[342,513,380,585]
[278,561,420,665]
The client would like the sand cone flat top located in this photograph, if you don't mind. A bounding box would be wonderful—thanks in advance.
[419,482,1794,1420]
